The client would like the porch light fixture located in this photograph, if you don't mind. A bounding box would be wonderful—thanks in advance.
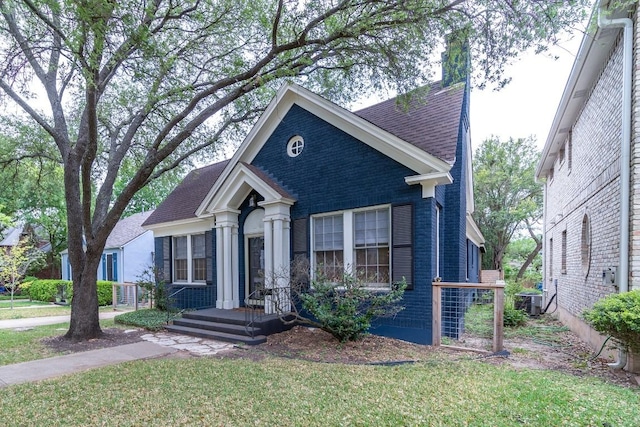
[249,193,258,208]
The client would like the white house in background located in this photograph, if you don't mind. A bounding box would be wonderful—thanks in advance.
[61,210,155,283]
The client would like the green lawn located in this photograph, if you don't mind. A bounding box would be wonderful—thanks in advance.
[0,319,121,366]
[0,357,638,426]
[0,300,53,308]
[0,305,115,320]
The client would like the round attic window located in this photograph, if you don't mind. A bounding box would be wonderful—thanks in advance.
[287,135,304,157]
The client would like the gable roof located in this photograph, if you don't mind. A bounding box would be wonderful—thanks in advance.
[0,226,23,247]
[354,82,464,164]
[146,82,467,227]
[105,210,155,248]
[143,160,230,227]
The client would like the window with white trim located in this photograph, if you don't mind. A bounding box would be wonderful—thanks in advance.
[173,234,206,283]
[312,205,391,287]
[287,135,304,157]
[354,208,390,285]
[313,214,343,280]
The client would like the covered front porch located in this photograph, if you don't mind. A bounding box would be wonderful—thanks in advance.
[203,162,296,314]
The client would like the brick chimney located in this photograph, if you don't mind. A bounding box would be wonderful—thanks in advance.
[441,31,470,87]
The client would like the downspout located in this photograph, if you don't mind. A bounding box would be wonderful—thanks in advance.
[597,0,633,369]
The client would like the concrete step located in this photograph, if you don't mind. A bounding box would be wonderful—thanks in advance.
[165,324,267,345]
[172,318,262,336]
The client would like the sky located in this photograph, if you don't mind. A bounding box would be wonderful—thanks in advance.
[469,33,584,152]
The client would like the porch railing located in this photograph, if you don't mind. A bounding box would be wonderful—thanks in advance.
[244,288,265,338]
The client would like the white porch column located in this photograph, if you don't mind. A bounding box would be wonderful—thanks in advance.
[214,209,239,310]
[231,225,239,308]
[260,202,292,314]
[263,216,273,289]
[215,226,223,308]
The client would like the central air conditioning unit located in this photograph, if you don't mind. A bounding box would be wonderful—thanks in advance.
[514,293,543,317]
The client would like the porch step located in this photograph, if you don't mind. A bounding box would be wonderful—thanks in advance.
[165,324,267,345]
[172,318,262,337]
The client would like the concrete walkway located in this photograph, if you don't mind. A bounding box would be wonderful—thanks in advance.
[0,313,236,387]
[0,310,122,329]
[0,341,176,387]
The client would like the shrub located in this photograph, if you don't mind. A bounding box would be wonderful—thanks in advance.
[504,305,527,327]
[28,279,113,306]
[583,290,640,354]
[29,280,70,302]
[298,272,406,342]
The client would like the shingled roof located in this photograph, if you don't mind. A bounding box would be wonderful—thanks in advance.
[144,81,465,227]
[105,210,155,248]
[143,160,230,227]
[354,81,464,164]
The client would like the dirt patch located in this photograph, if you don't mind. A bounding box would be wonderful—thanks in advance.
[43,328,148,354]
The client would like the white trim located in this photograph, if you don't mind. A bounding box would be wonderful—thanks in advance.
[171,233,207,285]
[310,204,392,287]
[203,163,294,215]
[144,218,214,237]
[196,83,452,217]
[535,6,626,178]
[287,135,304,157]
[405,172,453,198]
[466,213,485,247]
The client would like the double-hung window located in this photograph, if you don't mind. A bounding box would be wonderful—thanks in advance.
[312,206,391,287]
[354,208,390,286]
[313,214,344,280]
[173,234,206,283]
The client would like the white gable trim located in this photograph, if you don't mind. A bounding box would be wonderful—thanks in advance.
[196,83,452,217]
[466,213,485,247]
[204,162,295,214]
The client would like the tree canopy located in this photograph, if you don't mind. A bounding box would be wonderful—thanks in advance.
[0,0,589,340]
[473,136,543,273]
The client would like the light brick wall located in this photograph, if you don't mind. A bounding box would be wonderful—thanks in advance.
[543,36,623,324]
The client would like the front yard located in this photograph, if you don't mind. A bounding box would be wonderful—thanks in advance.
[0,355,638,426]
[0,314,638,426]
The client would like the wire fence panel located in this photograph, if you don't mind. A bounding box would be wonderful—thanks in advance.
[112,283,151,310]
[433,282,504,353]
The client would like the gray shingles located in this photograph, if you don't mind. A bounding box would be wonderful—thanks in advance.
[142,160,230,227]
[105,210,155,248]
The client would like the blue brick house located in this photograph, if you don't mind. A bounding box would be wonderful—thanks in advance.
[143,74,483,344]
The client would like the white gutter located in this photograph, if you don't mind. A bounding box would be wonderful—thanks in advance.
[597,0,633,369]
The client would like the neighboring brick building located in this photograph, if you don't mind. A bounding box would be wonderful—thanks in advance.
[144,68,483,344]
[536,4,637,354]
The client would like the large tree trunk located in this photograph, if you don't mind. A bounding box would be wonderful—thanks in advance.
[65,252,102,340]
[516,239,542,281]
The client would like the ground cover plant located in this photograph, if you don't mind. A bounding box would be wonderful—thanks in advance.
[0,357,638,426]
[114,309,181,331]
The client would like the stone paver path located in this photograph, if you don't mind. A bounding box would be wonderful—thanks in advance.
[140,332,235,356]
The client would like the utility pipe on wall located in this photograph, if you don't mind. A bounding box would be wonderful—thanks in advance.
[597,0,633,369]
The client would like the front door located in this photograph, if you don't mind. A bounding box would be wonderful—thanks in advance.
[247,236,265,305]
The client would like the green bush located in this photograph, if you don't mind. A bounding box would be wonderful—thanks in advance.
[28,280,70,302]
[583,290,640,354]
[114,308,180,331]
[28,279,113,306]
[503,305,527,327]
[298,272,406,342]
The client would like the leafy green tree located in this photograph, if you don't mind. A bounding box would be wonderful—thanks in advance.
[0,126,67,277]
[503,237,542,286]
[0,239,45,308]
[0,1,588,341]
[473,136,542,273]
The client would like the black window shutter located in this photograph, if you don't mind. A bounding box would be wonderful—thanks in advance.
[392,204,413,290]
[292,218,308,261]
[162,236,172,283]
[205,230,213,283]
